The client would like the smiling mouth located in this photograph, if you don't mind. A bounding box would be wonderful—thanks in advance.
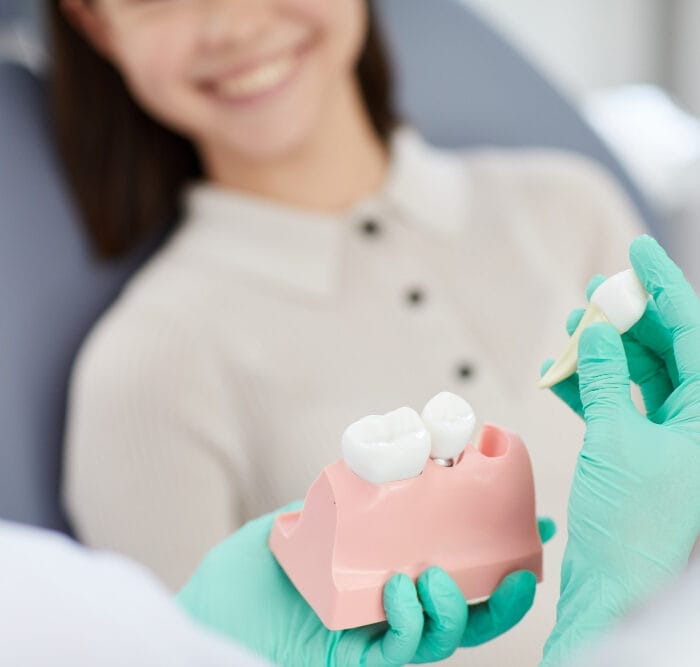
[205,41,312,104]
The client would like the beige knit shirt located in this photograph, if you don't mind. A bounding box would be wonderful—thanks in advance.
[63,129,642,666]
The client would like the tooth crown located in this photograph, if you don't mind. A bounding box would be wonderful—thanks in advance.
[341,407,431,485]
[539,269,649,389]
[421,391,476,461]
[270,424,542,631]
[590,269,648,333]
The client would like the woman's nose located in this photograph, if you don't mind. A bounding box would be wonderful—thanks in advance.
[199,0,274,51]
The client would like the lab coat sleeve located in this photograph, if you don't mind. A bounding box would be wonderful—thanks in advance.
[0,521,269,667]
[566,558,700,666]
[63,304,248,591]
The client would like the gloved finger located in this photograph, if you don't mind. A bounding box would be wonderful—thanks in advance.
[566,308,586,336]
[577,323,634,421]
[562,275,606,335]
[362,574,424,667]
[584,271,678,388]
[630,235,700,383]
[460,570,536,647]
[562,302,668,415]
[585,274,607,300]
[627,299,680,387]
[540,359,583,417]
[234,499,304,541]
[537,517,556,544]
[273,499,304,515]
[622,336,673,416]
[411,567,467,663]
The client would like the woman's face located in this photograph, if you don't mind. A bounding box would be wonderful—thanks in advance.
[88,0,367,161]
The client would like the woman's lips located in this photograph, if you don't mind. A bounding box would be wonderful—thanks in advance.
[204,41,311,105]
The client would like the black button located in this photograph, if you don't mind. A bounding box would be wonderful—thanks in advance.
[360,219,381,237]
[456,363,475,380]
[405,288,426,306]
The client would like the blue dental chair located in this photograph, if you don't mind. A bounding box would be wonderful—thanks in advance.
[0,0,655,533]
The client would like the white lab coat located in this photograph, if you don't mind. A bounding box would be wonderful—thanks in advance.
[0,521,268,666]
[571,557,700,667]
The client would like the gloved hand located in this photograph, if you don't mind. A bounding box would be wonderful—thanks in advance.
[540,235,700,666]
[543,275,678,422]
[178,501,555,666]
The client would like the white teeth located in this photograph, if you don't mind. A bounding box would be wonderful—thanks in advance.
[342,407,431,484]
[539,269,648,389]
[589,269,648,333]
[421,392,476,462]
[215,55,295,98]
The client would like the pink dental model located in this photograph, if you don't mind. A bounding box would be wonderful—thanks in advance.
[269,392,543,631]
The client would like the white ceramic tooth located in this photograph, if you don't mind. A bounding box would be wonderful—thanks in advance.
[589,269,648,332]
[539,269,648,389]
[342,407,431,484]
[421,392,476,461]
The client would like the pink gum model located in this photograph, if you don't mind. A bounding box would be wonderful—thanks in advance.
[269,423,542,631]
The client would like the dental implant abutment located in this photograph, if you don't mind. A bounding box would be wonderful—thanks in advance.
[341,392,476,483]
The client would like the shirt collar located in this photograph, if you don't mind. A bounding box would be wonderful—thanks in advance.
[383,127,471,237]
[179,127,470,298]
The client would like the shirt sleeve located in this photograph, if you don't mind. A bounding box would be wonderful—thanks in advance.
[0,521,269,667]
[63,303,247,590]
[562,153,649,281]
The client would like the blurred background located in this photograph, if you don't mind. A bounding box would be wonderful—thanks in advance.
[2,0,699,284]
[463,0,700,286]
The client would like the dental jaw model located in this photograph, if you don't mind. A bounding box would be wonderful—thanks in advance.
[539,269,649,389]
[269,392,543,630]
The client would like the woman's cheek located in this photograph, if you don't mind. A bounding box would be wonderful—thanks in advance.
[286,0,365,63]
[117,37,194,120]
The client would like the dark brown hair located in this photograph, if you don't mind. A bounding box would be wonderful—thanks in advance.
[49,1,399,260]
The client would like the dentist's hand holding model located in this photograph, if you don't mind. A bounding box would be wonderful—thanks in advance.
[1,236,698,667]
[540,235,700,665]
[178,506,554,666]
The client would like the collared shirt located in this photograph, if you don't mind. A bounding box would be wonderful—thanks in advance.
[63,128,642,667]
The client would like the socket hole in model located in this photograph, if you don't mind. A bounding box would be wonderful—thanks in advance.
[478,425,509,458]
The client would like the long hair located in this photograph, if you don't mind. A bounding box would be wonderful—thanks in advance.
[48,1,399,259]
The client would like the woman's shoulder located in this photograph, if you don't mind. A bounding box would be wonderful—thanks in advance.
[400,130,642,235]
[401,127,626,194]
[462,146,644,284]
[70,247,219,406]
[457,145,644,244]
[460,144,631,208]
[408,134,644,283]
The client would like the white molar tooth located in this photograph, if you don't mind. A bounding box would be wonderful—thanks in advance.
[421,392,476,464]
[539,269,649,389]
[590,269,648,333]
[342,406,431,484]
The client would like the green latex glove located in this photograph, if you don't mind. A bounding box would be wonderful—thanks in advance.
[540,235,700,666]
[178,502,555,666]
[542,274,678,422]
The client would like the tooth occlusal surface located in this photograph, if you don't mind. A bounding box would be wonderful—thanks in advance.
[421,392,476,463]
[342,407,431,484]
